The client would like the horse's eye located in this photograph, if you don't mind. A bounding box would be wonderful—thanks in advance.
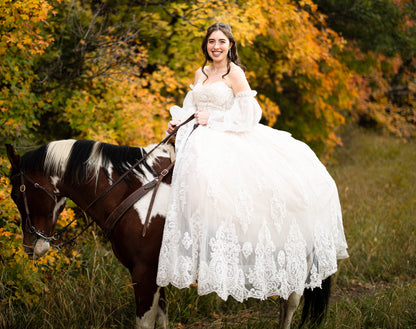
[11,188,19,201]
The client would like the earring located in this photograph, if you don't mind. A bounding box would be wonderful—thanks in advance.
[228,49,231,59]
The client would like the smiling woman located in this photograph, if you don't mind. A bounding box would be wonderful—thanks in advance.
[207,31,230,61]
[200,22,248,91]
[158,22,349,329]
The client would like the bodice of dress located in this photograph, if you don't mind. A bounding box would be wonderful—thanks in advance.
[170,80,262,138]
[192,81,235,112]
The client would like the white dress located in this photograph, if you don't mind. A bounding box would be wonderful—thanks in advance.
[156,80,348,302]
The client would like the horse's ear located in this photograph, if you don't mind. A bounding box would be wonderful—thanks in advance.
[5,144,21,170]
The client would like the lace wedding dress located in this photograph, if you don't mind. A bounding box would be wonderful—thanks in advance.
[156,80,348,302]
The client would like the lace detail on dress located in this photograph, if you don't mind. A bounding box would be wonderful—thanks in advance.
[242,241,253,258]
[246,223,278,299]
[182,232,192,250]
[271,188,287,233]
[199,218,246,301]
[207,178,221,209]
[312,227,338,280]
[193,81,234,112]
[284,223,308,296]
[235,189,254,233]
[156,80,348,302]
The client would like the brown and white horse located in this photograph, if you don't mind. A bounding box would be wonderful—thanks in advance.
[6,140,331,329]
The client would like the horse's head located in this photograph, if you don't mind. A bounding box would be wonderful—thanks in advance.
[6,144,67,259]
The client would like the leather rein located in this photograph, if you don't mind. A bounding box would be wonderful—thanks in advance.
[13,114,196,247]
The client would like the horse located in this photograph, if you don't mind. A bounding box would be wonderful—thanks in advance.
[6,140,331,329]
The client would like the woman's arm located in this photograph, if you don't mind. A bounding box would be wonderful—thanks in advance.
[193,67,203,85]
[204,65,262,132]
[166,69,200,132]
[228,64,251,95]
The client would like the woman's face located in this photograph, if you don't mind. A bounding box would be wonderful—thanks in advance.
[206,30,232,63]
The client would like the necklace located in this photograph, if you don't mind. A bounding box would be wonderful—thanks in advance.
[212,66,227,76]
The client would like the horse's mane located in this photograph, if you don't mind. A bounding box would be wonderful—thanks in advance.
[19,140,170,185]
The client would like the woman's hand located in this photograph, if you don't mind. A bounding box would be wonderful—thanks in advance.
[167,120,181,134]
[195,110,210,125]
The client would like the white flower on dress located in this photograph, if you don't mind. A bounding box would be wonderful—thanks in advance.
[182,231,192,250]
[242,242,253,258]
[271,188,287,233]
[235,189,254,233]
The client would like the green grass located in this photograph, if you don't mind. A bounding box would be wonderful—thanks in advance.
[1,126,416,328]
[333,127,416,284]
[1,236,136,329]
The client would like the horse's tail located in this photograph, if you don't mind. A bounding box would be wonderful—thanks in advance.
[299,276,331,328]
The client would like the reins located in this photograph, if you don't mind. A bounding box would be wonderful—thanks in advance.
[14,114,196,247]
[85,114,195,212]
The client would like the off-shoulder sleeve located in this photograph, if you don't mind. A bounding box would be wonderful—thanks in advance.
[206,90,262,132]
[170,86,197,122]
[169,86,198,153]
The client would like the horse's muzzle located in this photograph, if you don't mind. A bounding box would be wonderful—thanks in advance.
[32,239,51,259]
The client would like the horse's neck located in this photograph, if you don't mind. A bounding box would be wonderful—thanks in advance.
[60,154,174,230]
[61,174,131,229]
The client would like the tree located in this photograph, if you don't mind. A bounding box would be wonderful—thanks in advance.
[0,0,54,145]
[312,0,416,138]
[1,0,359,155]
[240,0,357,155]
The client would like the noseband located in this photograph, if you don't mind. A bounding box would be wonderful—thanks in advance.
[13,171,63,243]
[12,170,97,248]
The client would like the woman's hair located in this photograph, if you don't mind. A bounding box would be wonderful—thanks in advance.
[201,22,245,80]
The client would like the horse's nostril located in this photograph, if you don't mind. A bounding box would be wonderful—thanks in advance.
[23,245,33,254]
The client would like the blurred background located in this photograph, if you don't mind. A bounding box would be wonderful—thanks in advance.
[1,1,415,328]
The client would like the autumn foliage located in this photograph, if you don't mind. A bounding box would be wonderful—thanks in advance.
[1,0,416,308]
[2,0,415,151]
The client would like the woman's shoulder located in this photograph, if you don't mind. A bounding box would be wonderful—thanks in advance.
[228,63,246,79]
[193,67,204,84]
[228,63,250,94]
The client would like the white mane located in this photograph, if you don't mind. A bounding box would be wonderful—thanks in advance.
[44,139,77,177]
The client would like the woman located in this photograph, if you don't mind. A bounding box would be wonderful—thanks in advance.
[156,22,348,302]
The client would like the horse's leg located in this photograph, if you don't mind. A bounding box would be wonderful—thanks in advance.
[279,293,301,329]
[132,264,165,329]
[156,287,169,328]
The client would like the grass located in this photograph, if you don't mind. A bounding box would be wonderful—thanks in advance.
[1,126,416,328]
[333,126,416,285]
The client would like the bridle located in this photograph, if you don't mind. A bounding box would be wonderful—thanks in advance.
[12,170,76,246]
[11,114,197,248]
